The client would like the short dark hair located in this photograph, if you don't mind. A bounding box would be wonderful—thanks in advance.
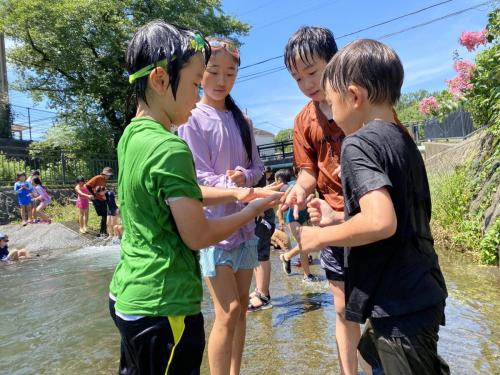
[125,21,211,122]
[275,169,292,184]
[32,177,42,186]
[76,176,85,183]
[284,26,338,72]
[31,170,40,176]
[321,39,404,105]
[16,171,26,179]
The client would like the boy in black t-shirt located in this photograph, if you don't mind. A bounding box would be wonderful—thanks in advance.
[293,39,450,374]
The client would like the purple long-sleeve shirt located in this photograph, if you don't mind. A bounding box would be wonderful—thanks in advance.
[179,103,264,250]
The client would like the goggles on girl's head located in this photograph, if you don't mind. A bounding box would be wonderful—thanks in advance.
[208,39,240,59]
[128,33,207,84]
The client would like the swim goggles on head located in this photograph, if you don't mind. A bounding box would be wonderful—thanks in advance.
[128,33,207,84]
[208,38,240,59]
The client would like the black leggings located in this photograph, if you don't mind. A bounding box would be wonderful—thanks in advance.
[109,298,130,375]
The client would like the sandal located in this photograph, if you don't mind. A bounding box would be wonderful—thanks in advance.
[247,290,272,312]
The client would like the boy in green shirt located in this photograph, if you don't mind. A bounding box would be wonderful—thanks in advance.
[109,21,280,375]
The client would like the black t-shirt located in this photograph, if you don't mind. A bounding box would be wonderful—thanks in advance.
[341,120,447,330]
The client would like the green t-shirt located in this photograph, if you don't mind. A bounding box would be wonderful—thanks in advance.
[109,117,203,317]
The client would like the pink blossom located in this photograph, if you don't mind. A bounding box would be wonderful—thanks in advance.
[447,59,476,98]
[419,96,439,115]
[459,29,487,52]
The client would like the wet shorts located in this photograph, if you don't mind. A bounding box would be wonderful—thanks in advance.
[115,312,205,375]
[321,246,345,281]
[199,238,258,277]
[358,320,450,375]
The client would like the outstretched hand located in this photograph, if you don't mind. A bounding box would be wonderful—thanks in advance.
[236,187,284,203]
[244,193,283,216]
[280,183,307,220]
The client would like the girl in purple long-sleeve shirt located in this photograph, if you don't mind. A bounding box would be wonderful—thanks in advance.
[179,37,264,375]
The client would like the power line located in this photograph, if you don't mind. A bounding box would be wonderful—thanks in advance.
[10,103,58,114]
[253,0,339,31]
[236,1,491,84]
[240,0,458,70]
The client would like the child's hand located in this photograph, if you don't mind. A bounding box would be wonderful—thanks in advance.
[307,195,341,227]
[289,222,324,253]
[226,170,246,187]
[281,183,307,220]
[236,187,284,203]
[264,181,283,191]
[243,194,282,216]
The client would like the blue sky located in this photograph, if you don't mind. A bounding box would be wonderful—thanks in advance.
[6,0,492,137]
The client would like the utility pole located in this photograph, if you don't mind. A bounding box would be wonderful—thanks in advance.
[0,33,7,96]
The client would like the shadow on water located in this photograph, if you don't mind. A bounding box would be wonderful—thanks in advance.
[271,292,332,327]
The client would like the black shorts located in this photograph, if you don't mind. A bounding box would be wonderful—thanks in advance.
[321,246,345,281]
[115,311,205,375]
[107,207,118,216]
[255,220,275,262]
[358,320,450,375]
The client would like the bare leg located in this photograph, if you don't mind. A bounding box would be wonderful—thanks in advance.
[300,252,311,276]
[20,206,27,223]
[35,203,49,222]
[329,280,370,375]
[79,208,85,232]
[83,208,89,232]
[253,260,271,296]
[205,266,241,375]
[27,204,33,222]
[230,268,253,375]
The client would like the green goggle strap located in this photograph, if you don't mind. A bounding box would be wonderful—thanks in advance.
[129,33,206,84]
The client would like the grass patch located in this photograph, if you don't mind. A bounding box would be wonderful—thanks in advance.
[45,201,102,232]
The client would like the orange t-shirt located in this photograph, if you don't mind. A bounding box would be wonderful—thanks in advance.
[293,101,345,212]
[85,175,107,201]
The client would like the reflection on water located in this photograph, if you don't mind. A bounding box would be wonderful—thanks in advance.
[0,246,498,375]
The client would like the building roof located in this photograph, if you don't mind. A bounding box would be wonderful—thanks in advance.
[253,127,274,137]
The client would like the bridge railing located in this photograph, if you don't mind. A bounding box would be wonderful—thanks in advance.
[257,140,293,163]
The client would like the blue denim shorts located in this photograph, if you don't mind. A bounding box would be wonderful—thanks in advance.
[199,238,259,278]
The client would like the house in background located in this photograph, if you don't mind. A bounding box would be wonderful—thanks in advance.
[253,127,274,146]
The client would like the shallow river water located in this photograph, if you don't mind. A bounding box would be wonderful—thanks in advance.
[0,246,499,375]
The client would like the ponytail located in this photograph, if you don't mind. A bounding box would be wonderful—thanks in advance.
[225,95,252,162]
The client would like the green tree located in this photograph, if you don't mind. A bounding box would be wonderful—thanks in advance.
[0,93,12,138]
[0,0,249,149]
[395,89,436,124]
[274,128,293,143]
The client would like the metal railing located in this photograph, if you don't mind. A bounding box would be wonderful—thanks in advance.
[0,146,117,186]
[257,140,293,163]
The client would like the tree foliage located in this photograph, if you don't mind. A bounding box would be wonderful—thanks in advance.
[0,0,249,149]
[394,89,436,124]
[274,128,293,143]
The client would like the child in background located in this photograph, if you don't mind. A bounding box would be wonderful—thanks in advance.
[105,187,119,240]
[14,172,33,226]
[26,170,40,183]
[31,177,51,224]
[0,233,29,261]
[108,21,280,375]
[178,37,265,375]
[75,176,93,233]
[296,39,449,375]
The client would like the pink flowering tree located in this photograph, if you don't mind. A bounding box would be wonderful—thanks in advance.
[447,60,476,99]
[418,96,439,116]
[459,29,488,52]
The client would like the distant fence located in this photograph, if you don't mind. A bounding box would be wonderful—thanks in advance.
[0,146,117,186]
[257,140,294,168]
[406,108,475,143]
